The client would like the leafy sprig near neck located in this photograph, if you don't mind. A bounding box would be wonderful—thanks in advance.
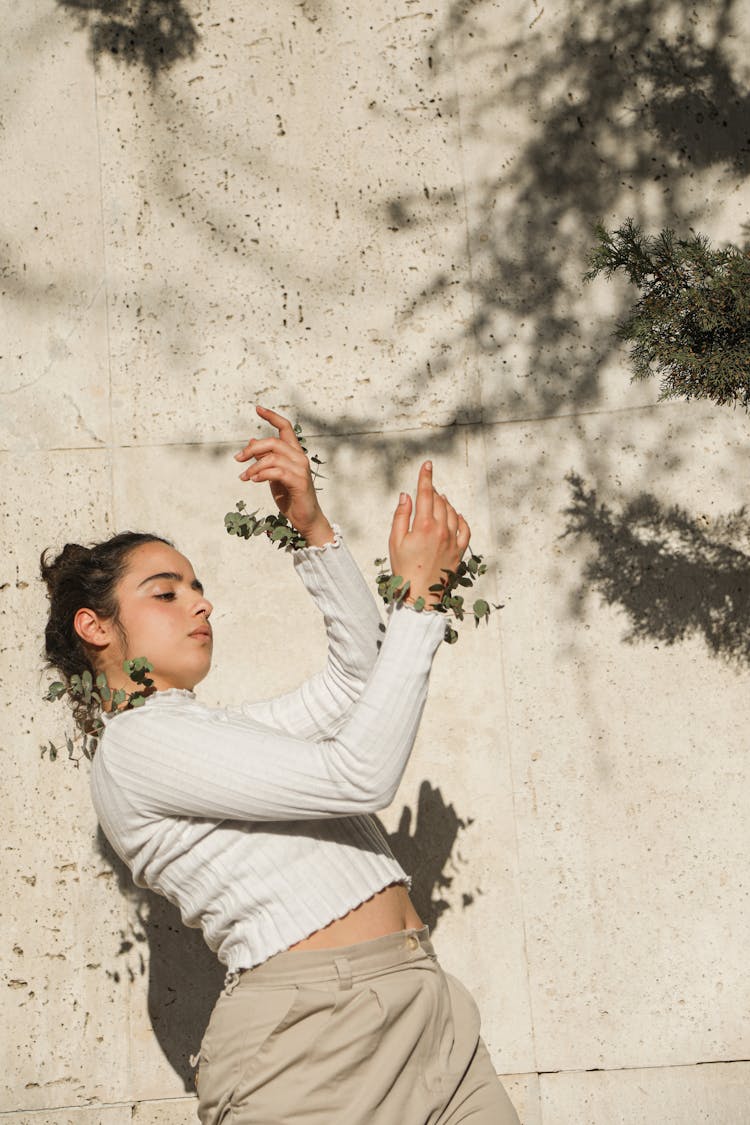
[43,658,155,763]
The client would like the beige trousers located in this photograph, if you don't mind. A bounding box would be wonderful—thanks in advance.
[196,927,520,1125]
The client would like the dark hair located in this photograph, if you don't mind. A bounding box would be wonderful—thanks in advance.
[40,531,172,732]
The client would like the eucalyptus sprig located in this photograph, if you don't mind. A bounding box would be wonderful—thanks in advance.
[374,552,501,644]
[42,658,155,763]
[224,423,324,551]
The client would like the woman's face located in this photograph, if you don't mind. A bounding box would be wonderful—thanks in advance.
[110,541,214,692]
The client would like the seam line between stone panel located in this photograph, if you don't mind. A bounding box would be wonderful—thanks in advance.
[40,397,685,455]
[477,415,539,1078]
[92,56,117,533]
[447,13,483,420]
[8,1060,750,1117]
[90,47,134,1092]
[0,1094,199,1118]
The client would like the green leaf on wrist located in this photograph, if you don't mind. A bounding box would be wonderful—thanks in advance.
[372,549,501,644]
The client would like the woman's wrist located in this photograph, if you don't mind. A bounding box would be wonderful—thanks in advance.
[297,513,335,548]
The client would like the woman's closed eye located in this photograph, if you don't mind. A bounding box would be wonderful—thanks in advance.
[155,592,177,601]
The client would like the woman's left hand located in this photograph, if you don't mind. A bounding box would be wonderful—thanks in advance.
[234,407,334,547]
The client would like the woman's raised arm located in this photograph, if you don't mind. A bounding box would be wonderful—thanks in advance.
[228,410,469,745]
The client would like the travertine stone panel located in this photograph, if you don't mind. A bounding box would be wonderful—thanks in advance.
[112,424,535,1075]
[485,402,750,1071]
[503,1073,542,1125]
[1,4,110,451]
[92,2,478,448]
[2,449,190,1109]
[443,0,750,423]
[540,1061,750,1124]
[1,450,132,1111]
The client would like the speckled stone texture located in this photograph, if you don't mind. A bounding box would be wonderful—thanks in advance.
[3,0,750,1122]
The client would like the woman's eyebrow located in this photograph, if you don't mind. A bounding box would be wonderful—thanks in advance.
[137,571,205,593]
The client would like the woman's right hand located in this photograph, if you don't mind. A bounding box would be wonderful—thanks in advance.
[388,462,471,607]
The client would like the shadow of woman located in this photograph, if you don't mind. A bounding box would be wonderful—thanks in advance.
[95,780,477,1091]
[96,828,225,1091]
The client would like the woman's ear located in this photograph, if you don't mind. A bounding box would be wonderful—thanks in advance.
[73,608,115,650]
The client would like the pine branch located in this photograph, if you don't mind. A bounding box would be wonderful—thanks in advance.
[586,221,750,409]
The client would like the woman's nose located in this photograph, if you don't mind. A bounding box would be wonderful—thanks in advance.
[196,597,213,618]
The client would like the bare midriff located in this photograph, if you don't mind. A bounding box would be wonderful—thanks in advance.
[286,883,423,952]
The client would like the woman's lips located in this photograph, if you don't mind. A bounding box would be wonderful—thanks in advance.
[189,628,212,640]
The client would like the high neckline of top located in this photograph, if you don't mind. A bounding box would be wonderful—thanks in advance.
[100,687,196,723]
[146,688,197,703]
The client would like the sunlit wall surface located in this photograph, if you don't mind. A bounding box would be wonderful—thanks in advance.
[3,1,750,1121]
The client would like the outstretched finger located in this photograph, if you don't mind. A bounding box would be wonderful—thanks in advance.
[414,461,435,522]
[255,405,300,447]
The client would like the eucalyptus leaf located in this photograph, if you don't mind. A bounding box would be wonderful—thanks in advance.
[473,598,490,623]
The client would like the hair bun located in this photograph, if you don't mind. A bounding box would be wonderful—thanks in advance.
[40,543,92,594]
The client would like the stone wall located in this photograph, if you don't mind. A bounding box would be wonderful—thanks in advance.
[3,0,750,1121]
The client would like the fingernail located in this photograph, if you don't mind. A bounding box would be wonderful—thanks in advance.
[425,460,432,471]
[399,492,407,505]
[233,452,243,460]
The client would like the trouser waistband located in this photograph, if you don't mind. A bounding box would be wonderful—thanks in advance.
[235,927,434,990]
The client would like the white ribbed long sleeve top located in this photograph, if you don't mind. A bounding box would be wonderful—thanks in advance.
[90,529,446,970]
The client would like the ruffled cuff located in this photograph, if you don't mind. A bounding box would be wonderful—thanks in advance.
[291,523,343,556]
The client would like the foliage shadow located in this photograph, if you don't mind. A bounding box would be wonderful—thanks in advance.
[561,471,750,665]
[57,0,199,75]
[399,0,750,423]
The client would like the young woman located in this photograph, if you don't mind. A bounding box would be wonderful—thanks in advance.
[40,406,520,1125]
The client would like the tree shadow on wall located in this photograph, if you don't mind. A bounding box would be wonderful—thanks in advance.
[560,471,750,664]
[285,0,750,512]
[95,781,478,1091]
[57,0,199,74]
[393,0,750,422]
